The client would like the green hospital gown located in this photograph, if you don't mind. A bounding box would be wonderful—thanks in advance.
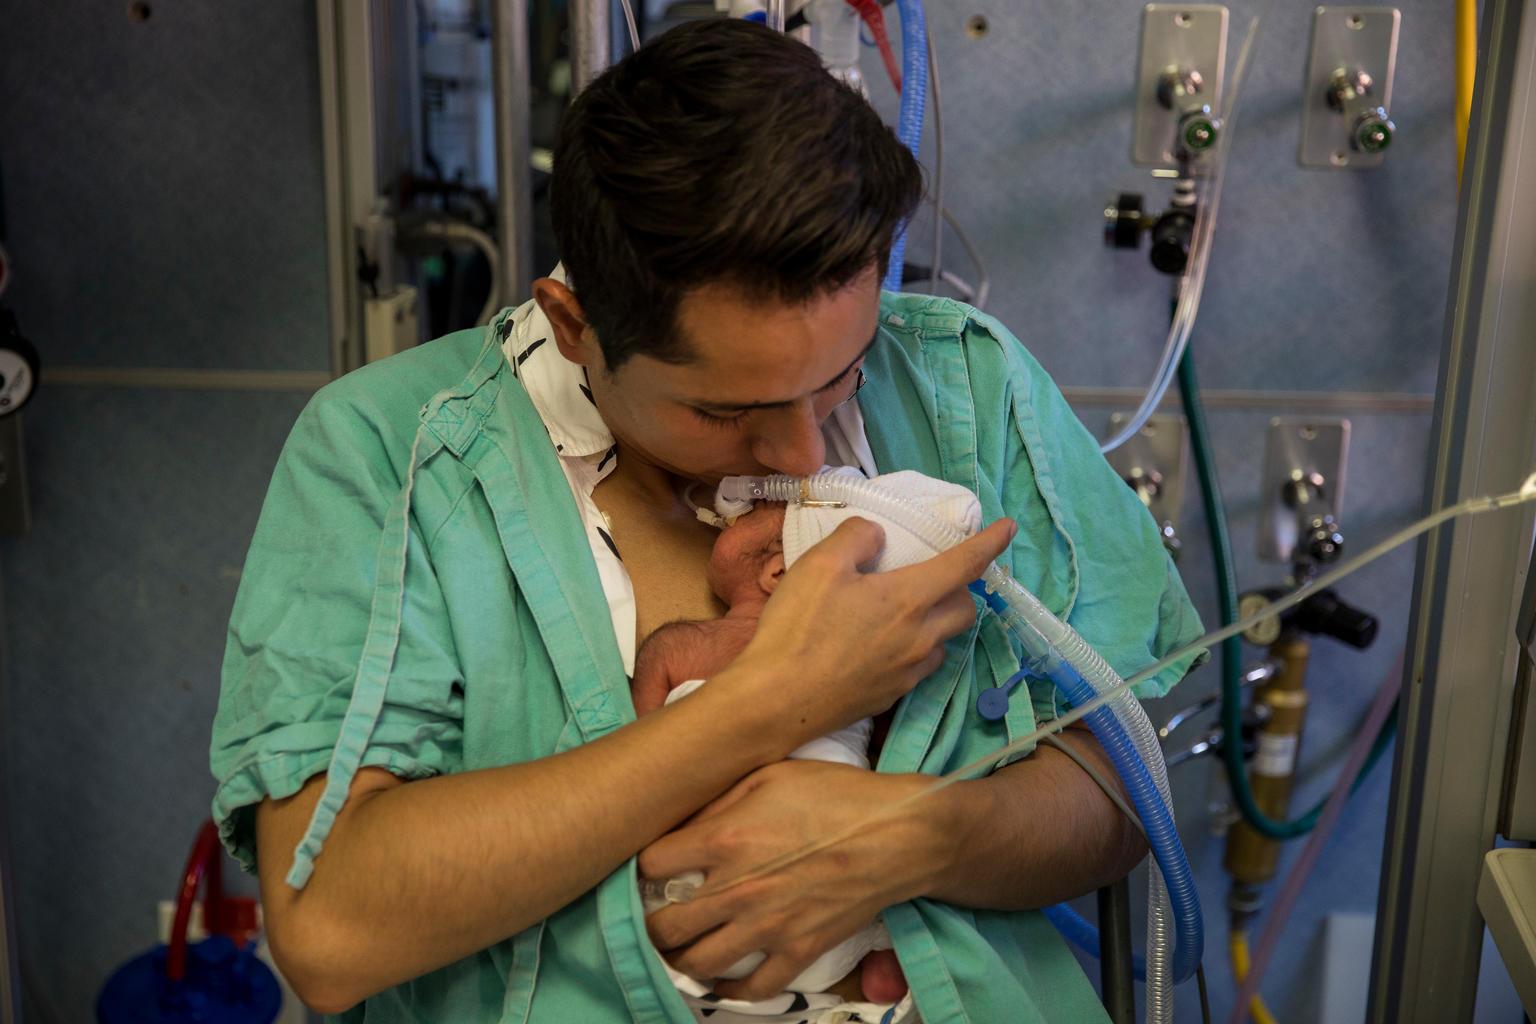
[210,292,1205,1023]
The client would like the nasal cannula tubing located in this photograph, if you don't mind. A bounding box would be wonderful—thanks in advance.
[685,471,1536,901]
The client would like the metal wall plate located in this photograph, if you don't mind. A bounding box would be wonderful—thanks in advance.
[1106,412,1189,537]
[1258,418,1350,563]
[1134,4,1229,170]
[1299,6,1401,169]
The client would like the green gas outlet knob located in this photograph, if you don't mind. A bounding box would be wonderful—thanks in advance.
[1179,114,1216,151]
[1353,108,1395,154]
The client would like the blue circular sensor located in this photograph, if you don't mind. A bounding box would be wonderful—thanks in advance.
[976,687,1011,721]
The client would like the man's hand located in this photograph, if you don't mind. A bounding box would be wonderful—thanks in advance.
[638,760,948,1002]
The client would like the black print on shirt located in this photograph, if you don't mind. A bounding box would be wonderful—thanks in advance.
[596,527,621,561]
[516,337,547,365]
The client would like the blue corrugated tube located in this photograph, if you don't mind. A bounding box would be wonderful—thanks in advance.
[970,584,1203,988]
[882,0,928,291]
[719,471,1204,1016]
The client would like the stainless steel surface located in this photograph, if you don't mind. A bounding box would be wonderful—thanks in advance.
[1258,418,1351,563]
[1098,877,1136,1024]
[1299,6,1401,169]
[1064,385,1435,413]
[317,0,380,376]
[1106,411,1190,535]
[1134,4,1228,169]
[1505,529,1536,840]
[571,0,613,93]
[315,0,359,377]
[491,0,535,304]
[1369,0,1536,1016]
[1159,660,1276,739]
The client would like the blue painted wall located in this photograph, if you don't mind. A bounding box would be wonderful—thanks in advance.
[0,4,328,1020]
[0,1,1519,1021]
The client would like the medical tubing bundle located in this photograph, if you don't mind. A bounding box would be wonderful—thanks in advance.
[1180,348,1401,839]
[1099,13,1261,456]
[977,570,1198,1017]
[719,471,1200,1020]
[882,0,928,291]
[708,472,1536,1019]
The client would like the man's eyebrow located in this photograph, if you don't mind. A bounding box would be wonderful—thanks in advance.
[690,331,878,413]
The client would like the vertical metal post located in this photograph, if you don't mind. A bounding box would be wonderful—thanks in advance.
[491,0,535,305]
[570,0,612,94]
[1098,879,1135,1024]
[1368,0,1536,1019]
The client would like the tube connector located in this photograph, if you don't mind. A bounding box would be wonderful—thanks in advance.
[714,475,768,519]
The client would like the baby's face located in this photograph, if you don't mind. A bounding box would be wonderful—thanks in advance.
[707,502,788,608]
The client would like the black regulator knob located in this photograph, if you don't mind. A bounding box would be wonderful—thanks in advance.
[1253,585,1379,650]
[1149,209,1196,275]
[1292,588,1379,649]
[1103,192,1146,250]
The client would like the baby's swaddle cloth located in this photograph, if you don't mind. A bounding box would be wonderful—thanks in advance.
[644,468,983,1011]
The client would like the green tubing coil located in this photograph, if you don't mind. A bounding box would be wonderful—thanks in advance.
[1176,349,1397,840]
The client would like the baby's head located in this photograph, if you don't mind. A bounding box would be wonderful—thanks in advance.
[707,502,788,611]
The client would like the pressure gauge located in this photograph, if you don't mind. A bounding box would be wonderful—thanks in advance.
[1239,591,1282,646]
[0,310,39,416]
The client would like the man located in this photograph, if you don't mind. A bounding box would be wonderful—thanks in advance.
[211,19,1202,1023]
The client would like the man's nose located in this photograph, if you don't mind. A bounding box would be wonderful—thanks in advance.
[750,402,826,476]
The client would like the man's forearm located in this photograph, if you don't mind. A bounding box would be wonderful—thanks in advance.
[258,663,799,1012]
[920,725,1148,909]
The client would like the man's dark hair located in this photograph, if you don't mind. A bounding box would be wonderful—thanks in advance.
[550,18,924,369]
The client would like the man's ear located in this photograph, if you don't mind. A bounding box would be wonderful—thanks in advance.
[533,277,603,369]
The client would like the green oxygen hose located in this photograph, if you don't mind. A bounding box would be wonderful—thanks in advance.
[1176,348,1398,840]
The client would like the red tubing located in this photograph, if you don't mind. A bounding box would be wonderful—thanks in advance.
[166,820,226,983]
[846,0,903,93]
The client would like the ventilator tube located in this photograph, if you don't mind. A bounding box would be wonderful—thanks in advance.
[716,471,1202,1024]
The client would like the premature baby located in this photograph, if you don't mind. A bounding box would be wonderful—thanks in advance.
[633,468,984,1013]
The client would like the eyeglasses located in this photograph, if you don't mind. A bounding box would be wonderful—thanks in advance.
[837,367,867,408]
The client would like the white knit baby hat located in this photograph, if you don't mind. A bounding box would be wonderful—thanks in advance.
[781,467,983,572]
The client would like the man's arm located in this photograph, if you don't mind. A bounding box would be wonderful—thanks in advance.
[920,723,1147,908]
[255,517,1011,1013]
[258,669,794,1014]
[638,723,1146,1002]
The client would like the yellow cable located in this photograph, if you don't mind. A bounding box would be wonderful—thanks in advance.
[1230,931,1280,1024]
[1456,0,1477,180]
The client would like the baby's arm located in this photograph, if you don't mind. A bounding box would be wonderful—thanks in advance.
[631,617,760,717]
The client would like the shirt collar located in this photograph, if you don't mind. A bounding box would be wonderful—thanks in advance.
[503,264,615,459]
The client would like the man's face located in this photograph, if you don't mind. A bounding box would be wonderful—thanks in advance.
[540,266,880,483]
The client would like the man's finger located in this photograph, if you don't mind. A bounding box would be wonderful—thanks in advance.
[927,587,982,640]
[638,828,714,881]
[646,893,735,951]
[891,517,1016,601]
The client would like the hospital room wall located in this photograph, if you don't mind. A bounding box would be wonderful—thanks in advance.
[875,0,1518,1019]
[0,4,327,1021]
